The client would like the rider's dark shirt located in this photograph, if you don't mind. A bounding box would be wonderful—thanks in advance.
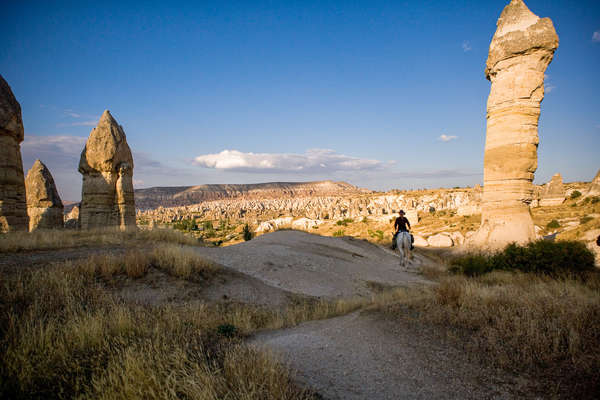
[394,216,411,232]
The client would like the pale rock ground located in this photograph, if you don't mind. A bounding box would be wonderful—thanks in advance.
[0,74,28,232]
[251,311,535,400]
[79,110,136,230]
[194,230,429,298]
[25,160,63,231]
[470,0,559,248]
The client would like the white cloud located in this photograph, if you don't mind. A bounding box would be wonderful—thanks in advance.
[193,149,384,173]
[438,134,458,142]
[22,135,87,160]
[546,85,556,93]
[593,31,600,42]
[462,41,472,52]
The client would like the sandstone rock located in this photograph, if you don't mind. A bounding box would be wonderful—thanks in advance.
[79,110,135,230]
[539,173,565,206]
[413,235,428,247]
[405,209,419,226]
[465,231,475,240]
[25,160,63,231]
[470,0,558,248]
[585,169,600,198]
[582,229,600,242]
[449,231,465,246]
[0,75,28,232]
[457,204,481,216]
[427,234,453,247]
[292,217,324,230]
[64,205,79,229]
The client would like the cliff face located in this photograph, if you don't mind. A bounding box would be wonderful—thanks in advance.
[134,180,363,210]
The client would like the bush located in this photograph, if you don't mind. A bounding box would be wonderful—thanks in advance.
[570,190,582,199]
[592,196,600,204]
[450,240,596,277]
[243,224,253,241]
[580,216,594,225]
[546,219,560,229]
[336,218,353,226]
[333,230,345,237]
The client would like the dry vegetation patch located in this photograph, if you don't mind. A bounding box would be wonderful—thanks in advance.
[374,270,600,398]
[0,244,406,399]
[0,228,200,253]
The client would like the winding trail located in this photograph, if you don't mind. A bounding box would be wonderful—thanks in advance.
[194,231,534,399]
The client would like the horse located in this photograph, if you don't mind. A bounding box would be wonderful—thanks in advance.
[395,231,412,267]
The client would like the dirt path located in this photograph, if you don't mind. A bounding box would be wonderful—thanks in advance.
[250,311,535,400]
[194,230,430,299]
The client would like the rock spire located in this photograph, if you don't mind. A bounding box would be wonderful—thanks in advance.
[539,173,565,207]
[25,160,64,231]
[471,0,559,247]
[585,169,600,198]
[78,110,136,230]
[0,74,28,232]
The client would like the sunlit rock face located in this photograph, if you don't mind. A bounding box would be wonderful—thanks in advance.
[539,173,565,207]
[471,0,559,248]
[586,169,600,198]
[0,74,28,232]
[78,110,135,230]
[26,160,64,231]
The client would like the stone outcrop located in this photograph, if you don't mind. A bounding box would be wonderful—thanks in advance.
[78,110,135,230]
[25,160,64,230]
[585,169,600,198]
[138,187,481,225]
[64,205,79,229]
[539,173,565,206]
[0,75,28,232]
[471,0,558,248]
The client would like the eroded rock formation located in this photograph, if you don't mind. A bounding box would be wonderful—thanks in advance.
[25,160,64,231]
[539,173,565,206]
[0,75,28,232]
[79,110,135,230]
[585,169,600,198]
[471,0,558,247]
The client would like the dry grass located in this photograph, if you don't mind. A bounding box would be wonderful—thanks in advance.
[0,254,320,399]
[375,271,600,397]
[0,246,405,399]
[0,227,200,253]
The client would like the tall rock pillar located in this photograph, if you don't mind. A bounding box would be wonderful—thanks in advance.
[78,110,136,230]
[471,0,558,248]
[0,75,28,232]
[26,159,64,231]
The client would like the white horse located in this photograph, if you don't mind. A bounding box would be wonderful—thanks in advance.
[395,231,412,266]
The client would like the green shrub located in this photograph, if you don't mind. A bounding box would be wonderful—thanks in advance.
[570,190,582,199]
[591,196,600,204]
[580,216,594,225]
[333,230,345,237]
[450,240,596,277]
[368,230,384,241]
[336,218,354,226]
[362,217,368,223]
[242,224,253,241]
[546,219,560,229]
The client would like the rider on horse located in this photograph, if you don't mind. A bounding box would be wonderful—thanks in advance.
[393,210,414,250]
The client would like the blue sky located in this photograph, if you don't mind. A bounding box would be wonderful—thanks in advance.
[2,0,599,201]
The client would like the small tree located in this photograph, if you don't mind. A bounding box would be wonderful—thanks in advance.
[243,223,253,241]
[570,190,582,199]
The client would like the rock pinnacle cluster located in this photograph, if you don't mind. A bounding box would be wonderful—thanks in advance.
[471,0,559,247]
[0,74,28,232]
[78,110,136,230]
[25,159,64,231]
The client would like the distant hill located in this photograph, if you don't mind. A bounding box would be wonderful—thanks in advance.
[134,180,367,210]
